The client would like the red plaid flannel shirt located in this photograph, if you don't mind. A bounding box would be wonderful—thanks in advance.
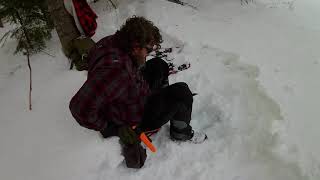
[72,0,97,37]
[69,35,150,131]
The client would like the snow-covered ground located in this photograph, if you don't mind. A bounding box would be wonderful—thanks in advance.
[0,0,319,180]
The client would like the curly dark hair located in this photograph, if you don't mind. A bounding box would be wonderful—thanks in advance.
[115,16,163,51]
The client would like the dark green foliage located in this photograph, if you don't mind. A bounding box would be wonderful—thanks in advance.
[0,0,54,54]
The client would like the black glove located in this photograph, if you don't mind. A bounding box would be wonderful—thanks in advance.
[118,126,147,169]
[122,143,147,169]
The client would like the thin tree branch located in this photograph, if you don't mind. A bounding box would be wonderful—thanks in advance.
[241,0,253,5]
[41,49,56,57]
[167,0,198,10]
[0,18,3,28]
[108,0,117,9]
[0,30,12,47]
[27,52,32,110]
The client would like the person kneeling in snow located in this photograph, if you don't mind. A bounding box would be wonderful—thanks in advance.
[69,16,207,169]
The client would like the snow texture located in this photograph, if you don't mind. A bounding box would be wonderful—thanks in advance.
[0,0,319,180]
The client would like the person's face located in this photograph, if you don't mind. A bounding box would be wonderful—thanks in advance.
[131,44,156,66]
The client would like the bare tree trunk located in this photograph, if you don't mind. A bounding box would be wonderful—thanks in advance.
[0,18,3,28]
[47,0,80,58]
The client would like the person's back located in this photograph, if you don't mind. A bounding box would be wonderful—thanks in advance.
[69,33,150,130]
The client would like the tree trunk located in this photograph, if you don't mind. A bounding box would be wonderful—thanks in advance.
[47,0,80,57]
[0,18,3,28]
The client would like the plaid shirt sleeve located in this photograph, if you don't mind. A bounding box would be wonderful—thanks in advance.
[69,59,129,131]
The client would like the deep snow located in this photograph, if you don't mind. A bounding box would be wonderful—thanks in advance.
[0,0,319,180]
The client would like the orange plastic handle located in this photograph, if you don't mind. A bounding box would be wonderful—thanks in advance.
[140,132,157,153]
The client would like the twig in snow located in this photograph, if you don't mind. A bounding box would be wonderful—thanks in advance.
[41,50,56,58]
[0,30,12,47]
[167,0,198,10]
[241,0,253,5]
[108,0,117,9]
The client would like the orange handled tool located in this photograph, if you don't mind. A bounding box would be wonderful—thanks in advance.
[140,132,157,153]
[132,126,157,153]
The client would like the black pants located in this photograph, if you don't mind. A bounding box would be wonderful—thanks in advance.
[139,58,193,133]
[101,58,193,138]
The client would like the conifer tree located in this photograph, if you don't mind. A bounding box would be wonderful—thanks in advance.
[0,0,54,110]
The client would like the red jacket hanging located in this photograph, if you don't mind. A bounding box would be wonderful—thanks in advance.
[72,0,98,37]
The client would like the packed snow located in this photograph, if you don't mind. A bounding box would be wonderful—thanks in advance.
[0,0,319,180]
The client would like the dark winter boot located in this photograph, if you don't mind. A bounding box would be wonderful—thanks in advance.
[170,121,207,144]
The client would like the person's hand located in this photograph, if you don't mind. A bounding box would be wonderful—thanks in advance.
[118,126,147,169]
[118,126,140,145]
[122,143,147,169]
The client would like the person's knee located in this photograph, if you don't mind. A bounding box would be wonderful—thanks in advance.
[173,82,189,89]
[168,82,193,104]
[147,57,168,67]
[142,58,169,90]
[145,57,169,77]
[171,82,191,94]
